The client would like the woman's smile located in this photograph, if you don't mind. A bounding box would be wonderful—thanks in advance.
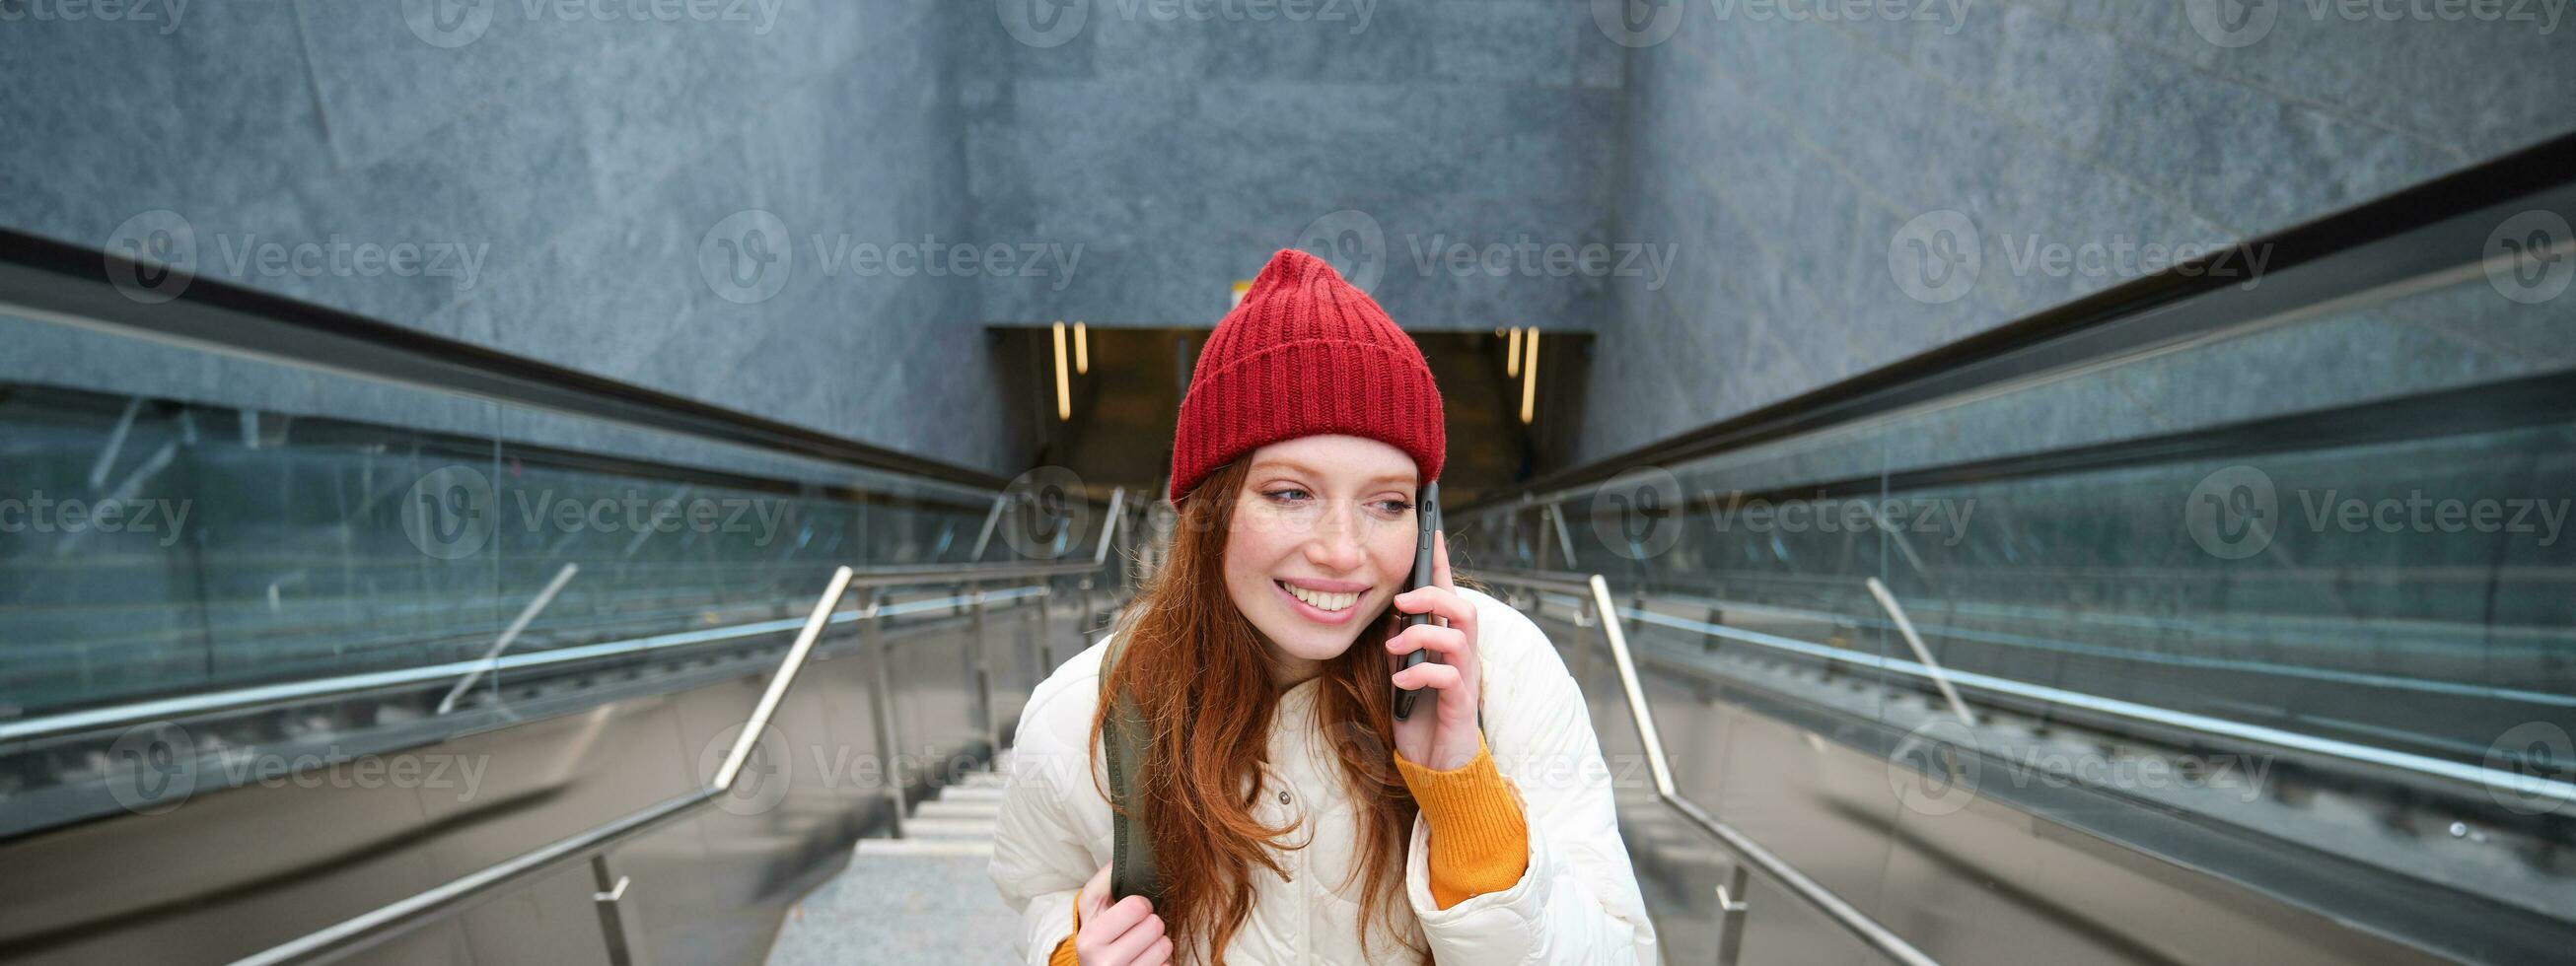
[1274,578,1371,623]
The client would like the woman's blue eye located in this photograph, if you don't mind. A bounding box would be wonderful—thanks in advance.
[1261,490,1408,515]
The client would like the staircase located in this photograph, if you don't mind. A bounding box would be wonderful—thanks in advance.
[765,752,1024,965]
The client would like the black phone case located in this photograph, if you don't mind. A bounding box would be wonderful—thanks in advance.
[1394,481,1440,721]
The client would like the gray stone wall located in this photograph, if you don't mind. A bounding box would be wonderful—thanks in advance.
[956,0,1627,331]
[1,0,1022,476]
[7,1,2569,479]
[1580,0,2576,464]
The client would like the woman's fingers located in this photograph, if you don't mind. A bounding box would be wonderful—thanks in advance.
[1384,622,1467,658]
[1101,911,1168,965]
[1133,935,1176,965]
[1392,585,1476,629]
[1391,660,1463,693]
[1089,895,1153,937]
[1431,528,1454,590]
[1078,862,1112,921]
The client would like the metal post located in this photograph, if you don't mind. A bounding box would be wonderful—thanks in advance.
[1714,863,1750,966]
[1865,578,1975,726]
[589,854,644,966]
[971,585,995,753]
[1037,582,1056,670]
[861,591,906,839]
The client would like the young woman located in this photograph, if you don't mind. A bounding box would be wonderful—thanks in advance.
[991,249,1659,964]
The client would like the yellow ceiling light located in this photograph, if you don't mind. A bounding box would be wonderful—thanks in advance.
[1052,320,1072,422]
[1520,327,1538,426]
[1506,326,1522,377]
[1074,321,1089,374]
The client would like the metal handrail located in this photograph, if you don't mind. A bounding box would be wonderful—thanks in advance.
[1477,570,1943,966]
[2,555,1119,747]
[436,563,582,716]
[231,566,857,966]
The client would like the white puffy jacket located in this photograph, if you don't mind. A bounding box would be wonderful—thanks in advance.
[990,586,1663,964]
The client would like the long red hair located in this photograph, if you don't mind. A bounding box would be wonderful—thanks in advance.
[1088,458,1431,964]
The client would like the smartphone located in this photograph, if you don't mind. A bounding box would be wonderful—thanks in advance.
[1394,480,1441,721]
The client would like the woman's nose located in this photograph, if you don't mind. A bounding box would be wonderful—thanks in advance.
[1303,504,1368,572]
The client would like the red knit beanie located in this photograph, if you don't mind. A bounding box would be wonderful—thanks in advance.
[1169,248,1446,503]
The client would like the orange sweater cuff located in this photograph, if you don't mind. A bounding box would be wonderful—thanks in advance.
[1395,734,1531,909]
[1048,888,1081,965]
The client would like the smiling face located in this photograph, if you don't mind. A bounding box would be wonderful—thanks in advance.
[1221,435,1423,685]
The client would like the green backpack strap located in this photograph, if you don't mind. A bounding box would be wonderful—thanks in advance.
[1100,635,1162,904]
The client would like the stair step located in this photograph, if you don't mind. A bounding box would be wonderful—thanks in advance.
[916,800,1000,820]
[901,817,998,839]
[856,838,995,858]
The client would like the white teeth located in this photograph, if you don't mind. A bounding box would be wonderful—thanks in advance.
[1283,583,1358,612]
